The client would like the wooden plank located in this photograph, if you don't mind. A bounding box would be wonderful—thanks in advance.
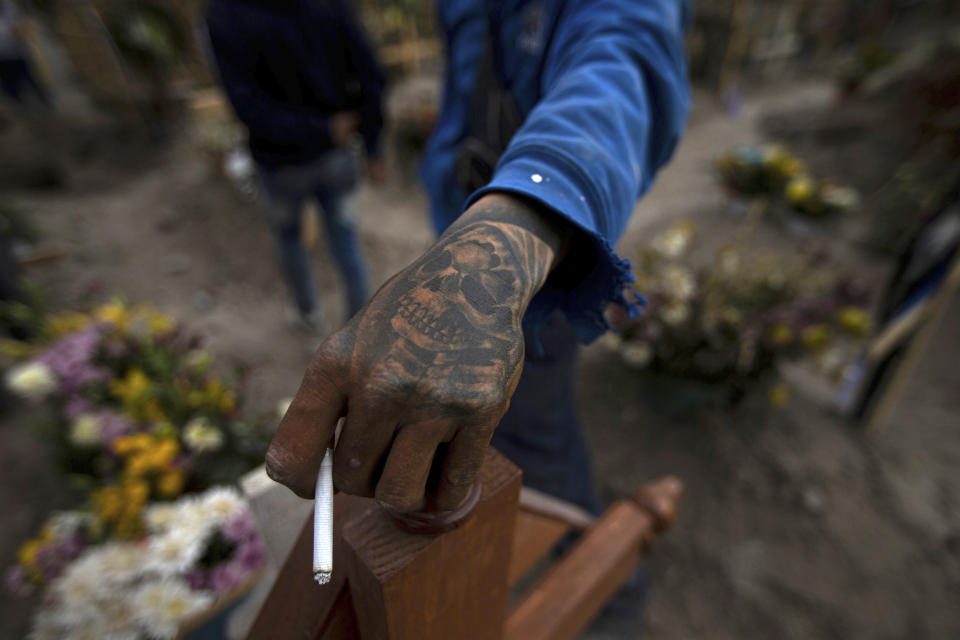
[342,448,522,640]
[317,583,361,640]
[508,510,571,586]
[505,501,654,640]
[245,494,368,640]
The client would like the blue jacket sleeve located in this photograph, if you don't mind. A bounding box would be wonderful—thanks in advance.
[206,15,333,148]
[467,0,690,343]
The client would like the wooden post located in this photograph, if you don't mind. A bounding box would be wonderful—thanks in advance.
[342,448,521,640]
[505,476,683,640]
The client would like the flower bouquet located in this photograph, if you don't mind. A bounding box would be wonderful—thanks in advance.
[715,145,860,220]
[607,222,872,411]
[18,487,265,640]
[2,301,269,528]
[3,301,273,637]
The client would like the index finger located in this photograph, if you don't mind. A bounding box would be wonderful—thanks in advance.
[266,357,346,499]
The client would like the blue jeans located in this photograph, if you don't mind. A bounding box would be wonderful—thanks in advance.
[492,312,600,514]
[494,312,649,629]
[258,149,370,318]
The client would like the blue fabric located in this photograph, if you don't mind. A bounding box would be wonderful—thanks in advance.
[205,0,386,168]
[492,311,599,513]
[258,149,371,317]
[421,0,691,343]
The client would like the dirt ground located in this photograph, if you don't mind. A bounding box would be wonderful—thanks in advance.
[2,77,959,639]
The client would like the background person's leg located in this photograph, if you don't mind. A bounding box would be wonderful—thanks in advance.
[313,151,370,318]
[258,169,317,319]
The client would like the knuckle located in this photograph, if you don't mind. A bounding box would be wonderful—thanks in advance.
[265,449,312,499]
[375,486,420,513]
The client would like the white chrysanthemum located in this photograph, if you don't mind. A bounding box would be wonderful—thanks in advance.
[621,342,653,369]
[182,417,224,453]
[47,511,95,539]
[29,610,65,640]
[52,555,103,612]
[661,265,696,301]
[200,486,245,523]
[5,361,57,399]
[651,224,693,258]
[596,332,623,352]
[184,349,212,371]
[144,503,180,534]
[75,542,144,586]
[662,302,690,326]
[131,579,214,640]
[69,414,102,447]
[144,530,208,577]
[169,498,219,543]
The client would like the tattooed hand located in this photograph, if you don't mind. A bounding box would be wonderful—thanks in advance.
[265,193,568,512]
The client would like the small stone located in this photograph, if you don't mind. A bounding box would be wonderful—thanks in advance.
[193,290,214,312]
[802,487,825,513]
[161,253,191,275]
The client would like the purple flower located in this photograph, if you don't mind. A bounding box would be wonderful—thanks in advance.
[222,511,258,543]
[5,565,34,597]
[185,568,207,590]
[208,561,247,594]
[97,410,135,444]
[39,327,108,394]
[65,395,92,420]
[236,538,265,572]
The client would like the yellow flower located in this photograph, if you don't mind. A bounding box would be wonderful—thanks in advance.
[0,338,38,361]
[156,469,186,498]
[837,307,872,337]
[152,420,178,439]
[153,439,180,466]
[45,311,90,337]
[148,313,175,336]
[802,324,831,351]
[188,378,236,413]
[92,485,124,523]
[123,436,179,475]
[17,538,44,570]
[764,146,804,178]
[125,480,150,506]
[110,369,151,405]
[126,453,152,477]
[768,383,791,408]
[112,433,154,455]
[93,301,130,330]
[786,176,816,205]
[140,398,168,424]
[768,323,794,346]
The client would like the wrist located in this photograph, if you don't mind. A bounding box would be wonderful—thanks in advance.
[457,192,571,273]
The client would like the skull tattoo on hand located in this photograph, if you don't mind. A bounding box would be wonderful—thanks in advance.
[266,201,562,514]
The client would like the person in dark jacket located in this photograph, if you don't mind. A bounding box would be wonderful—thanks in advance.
[205,0,386,327]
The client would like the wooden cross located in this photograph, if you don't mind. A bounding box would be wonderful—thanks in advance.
[246,448,681,640]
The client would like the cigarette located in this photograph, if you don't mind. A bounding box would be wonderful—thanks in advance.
[313,447,334,585]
